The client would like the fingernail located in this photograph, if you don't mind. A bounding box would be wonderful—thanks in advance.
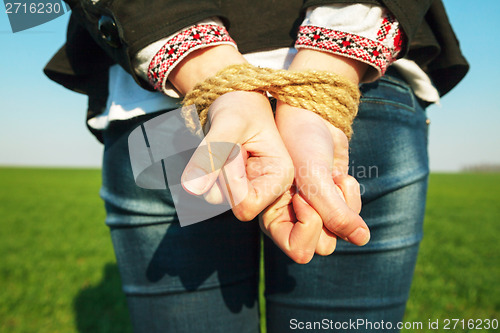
[182,167,210,195]
[348,227,370,246]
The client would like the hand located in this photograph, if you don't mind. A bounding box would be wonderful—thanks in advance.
[260,102,369,263]
[181,91,294,221]
[260,183,333,264]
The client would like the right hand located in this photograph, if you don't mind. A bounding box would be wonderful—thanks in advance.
[260,102,369,263]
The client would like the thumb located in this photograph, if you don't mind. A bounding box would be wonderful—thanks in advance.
[181,92,248,198]
[181,139,238,195]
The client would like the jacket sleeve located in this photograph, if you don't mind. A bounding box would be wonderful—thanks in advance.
[303,0,434,55]
[63,0,226,89]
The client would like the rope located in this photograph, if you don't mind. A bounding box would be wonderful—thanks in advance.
[182,63,360,140]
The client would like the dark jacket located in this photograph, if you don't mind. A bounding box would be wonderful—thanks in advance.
[45,0,468,134]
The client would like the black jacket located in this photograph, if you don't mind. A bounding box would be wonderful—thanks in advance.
[45,0,468,131]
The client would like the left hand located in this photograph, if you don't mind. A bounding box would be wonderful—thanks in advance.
[181,91,295,221]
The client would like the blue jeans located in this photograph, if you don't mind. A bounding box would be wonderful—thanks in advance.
[100,71,429,333]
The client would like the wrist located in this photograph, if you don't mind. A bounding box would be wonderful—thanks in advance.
[169,45,247,95]
[211,91,271,119]
[275,59,362,139]
[276,101,334,134]
[288,49,368,85]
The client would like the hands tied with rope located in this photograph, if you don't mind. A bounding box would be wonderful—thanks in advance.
[179,61,370,264]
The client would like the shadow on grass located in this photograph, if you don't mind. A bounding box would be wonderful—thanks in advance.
[73,263,133,333]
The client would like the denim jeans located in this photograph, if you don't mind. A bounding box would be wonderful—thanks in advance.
[100,70,429,333]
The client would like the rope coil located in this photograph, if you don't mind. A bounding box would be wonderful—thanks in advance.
[182,63,361,139]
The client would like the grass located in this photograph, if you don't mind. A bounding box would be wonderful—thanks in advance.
[0,168,131,333]
[403,173,500,332]
[0,168,499,332]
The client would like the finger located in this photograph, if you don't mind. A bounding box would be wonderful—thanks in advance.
[203,180,226,205]
[334,174,362,214]
[206,144,251,206]
[289,193,323,261]
[293,160,369,247]
[182,92,254,196]
[275,104,369,246]
[315,226,337,256]
[299,173,370,246]
[294,189,342,256]
[262,192,323,264]
[181,139,235,195]
[260,188,295,239]
[227,147,293,221]
[217,144,249,208]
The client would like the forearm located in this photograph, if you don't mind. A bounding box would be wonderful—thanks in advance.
[169,45,247,95]
[288,49,368,85]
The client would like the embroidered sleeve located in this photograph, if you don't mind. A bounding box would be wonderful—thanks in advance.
[137,19,236,94]
[296,4,405,82]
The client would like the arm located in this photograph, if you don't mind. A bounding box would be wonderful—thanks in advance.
[64,0,297,221]
[260,51,369,264]
[152,30,295,221]
[261,3,407,263]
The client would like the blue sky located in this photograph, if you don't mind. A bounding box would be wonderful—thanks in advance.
[0,0,499,171]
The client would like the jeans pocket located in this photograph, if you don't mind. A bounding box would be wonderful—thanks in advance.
[357,74,428,130]
[360,75,416,112]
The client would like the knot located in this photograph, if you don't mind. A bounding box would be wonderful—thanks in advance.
[182,63,360,139]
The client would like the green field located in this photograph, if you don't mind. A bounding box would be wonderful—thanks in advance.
[0,169,499,332]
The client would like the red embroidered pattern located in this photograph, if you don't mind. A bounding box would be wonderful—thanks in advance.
[296,26,392,74]
[377,12,404,57]
[148,24,236,91]
[295,13,404,75]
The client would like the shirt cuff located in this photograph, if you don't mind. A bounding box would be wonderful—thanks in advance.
[296,4,405,82]
[134,19,237,96]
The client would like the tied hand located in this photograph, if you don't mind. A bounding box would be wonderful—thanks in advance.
[181,91,294,221]
[260,102,370,264]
